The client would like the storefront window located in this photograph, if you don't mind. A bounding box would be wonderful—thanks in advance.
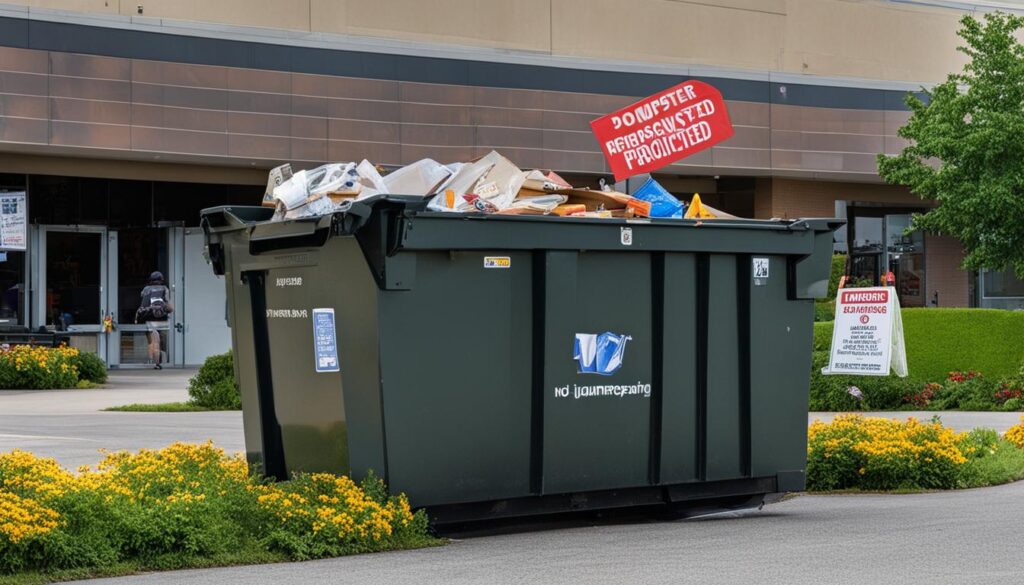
[0,251,26,327]
[983,269,1024,298]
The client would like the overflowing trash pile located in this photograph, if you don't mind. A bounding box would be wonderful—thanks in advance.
[263,150,732,221]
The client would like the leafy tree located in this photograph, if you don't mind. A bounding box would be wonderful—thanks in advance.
[877,12,1024,276]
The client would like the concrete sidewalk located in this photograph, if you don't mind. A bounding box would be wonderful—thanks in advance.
[810,411,1023,433]
[0,368,244,468]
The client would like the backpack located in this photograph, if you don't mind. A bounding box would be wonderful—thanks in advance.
[137,286,171,322]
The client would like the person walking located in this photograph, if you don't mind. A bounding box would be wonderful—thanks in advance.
[136,271,172,370]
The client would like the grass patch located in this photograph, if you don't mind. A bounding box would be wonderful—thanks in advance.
[104,402,216,413]
[813,308,1024,381]
[959,438,1024,488]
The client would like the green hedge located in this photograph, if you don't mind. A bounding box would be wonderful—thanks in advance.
[187,352,240,410]
[813,308,1024,382]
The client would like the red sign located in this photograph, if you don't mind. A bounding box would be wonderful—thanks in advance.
[841,290,889,304]
[590,80,734,181]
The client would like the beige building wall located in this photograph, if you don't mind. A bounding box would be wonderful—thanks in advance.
[925,234,970,307]
[6,0,973,83]
[756,178,923,220]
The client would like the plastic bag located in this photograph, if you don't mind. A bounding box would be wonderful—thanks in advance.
[574,332,632,376]
[632,177,684,219]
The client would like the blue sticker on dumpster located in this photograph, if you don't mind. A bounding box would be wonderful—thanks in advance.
[312,308,340,373]
[573,332,632,375]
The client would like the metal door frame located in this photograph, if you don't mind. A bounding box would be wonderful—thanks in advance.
[31,225,110,359]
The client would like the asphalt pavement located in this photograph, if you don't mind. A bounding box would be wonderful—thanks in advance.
[4,372,1024,584]
[0,369,243,469]
[72,481,1024,585]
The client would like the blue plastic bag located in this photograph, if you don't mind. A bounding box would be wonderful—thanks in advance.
[574,332,632,376]
[632,177,685,218]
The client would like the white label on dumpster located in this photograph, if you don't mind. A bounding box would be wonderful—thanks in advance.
[824,287,907,377]
[620,227,633,246]
[312,308,340,373]
[484,256,511,269]
[753,257,769,286]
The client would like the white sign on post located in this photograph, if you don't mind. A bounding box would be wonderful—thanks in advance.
[824,286,907,377]
[0,192,26,251]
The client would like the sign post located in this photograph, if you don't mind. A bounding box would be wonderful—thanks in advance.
[590,80,734,181]
[824,287,907,377]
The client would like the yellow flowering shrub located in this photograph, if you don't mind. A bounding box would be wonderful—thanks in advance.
[0,442,431,575]
[1005,417,1024,449]
[0,345,80,389]
[807,415,968,491]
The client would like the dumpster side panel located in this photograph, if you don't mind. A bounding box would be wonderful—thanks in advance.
[541,251,653,494]
[658,253,700,484]
[378,250,534,506]
[262,258,349,477]
[224,243,267,473]
[705,254,747,482]
[332,238,388,483]
[750,255,814,483]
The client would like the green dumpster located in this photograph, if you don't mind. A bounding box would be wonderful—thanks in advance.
[201,196,840,523]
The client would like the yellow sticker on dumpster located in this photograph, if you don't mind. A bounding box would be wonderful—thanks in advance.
[484,256,511,269]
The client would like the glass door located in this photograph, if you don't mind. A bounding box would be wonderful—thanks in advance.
[113,228,171,367]
[885,214,925,307]
[34,226,108,356]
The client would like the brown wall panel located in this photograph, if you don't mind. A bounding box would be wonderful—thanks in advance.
[228,133,291,160]
[327,118,399,143]
[50,121,131,149]
[131,104,229,133]
[0,117,48,144]
[400,102,470,125]
[541,150,606,173]
[132,60,228,89]
[400,82,474,106]
[541,129,597,152]
[0,46,923,186]
[0,94,48,119]
[131,127,229,156]
[712,147,771,170]
[50,98,131,125]
[50,53,130,80]
[228,111,291,137]
[227,91,291,115]
[133,83,230,110]
[400,144,474,165]
[400,123,474,147]
[291,95,330,118]
[0,71,49,97]
[49,76,130,102]
[328,139,400,165]
[772,103,884,135]
[541,110,593,133]
[474,86,545,110]
[328,98,401,122]
[227,68,291,93]
[0,47,48,74]
[290,116,328,140]
[475,126,544,150]
[542,91,634,115]
[291,137,327,162]
[470,106,544,129]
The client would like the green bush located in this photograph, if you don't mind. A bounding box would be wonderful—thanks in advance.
[928,372,1000,411]
[0,346,80,390]
[0,443,435,578]
[814,300,835,322]
[72,351,108,384]
[187,352,240,410]
[813,321,833,351]
[809,351,921,411]
[826,254,846,300]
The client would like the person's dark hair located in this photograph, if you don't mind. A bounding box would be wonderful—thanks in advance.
[148,271,164,285]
